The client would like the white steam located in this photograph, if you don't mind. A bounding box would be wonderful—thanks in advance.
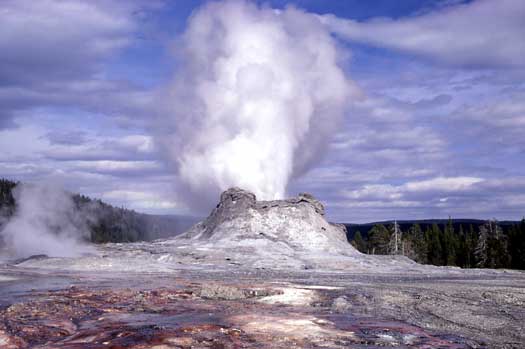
[158,0,358,209]
[0,184,93,259]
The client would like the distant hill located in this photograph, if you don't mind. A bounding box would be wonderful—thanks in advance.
[0,178,199,243]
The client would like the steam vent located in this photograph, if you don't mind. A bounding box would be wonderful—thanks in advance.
[176,187,364,269]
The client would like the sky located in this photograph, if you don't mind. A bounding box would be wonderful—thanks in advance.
[1,0,524,223]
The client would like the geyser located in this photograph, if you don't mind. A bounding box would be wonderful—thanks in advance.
[0,184,93,259]
[157,0,358,210]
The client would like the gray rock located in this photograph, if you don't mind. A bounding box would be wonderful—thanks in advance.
[331,296,352,313]
[199,283,248,300]
[184,187,257,240]
[199,283,278,300]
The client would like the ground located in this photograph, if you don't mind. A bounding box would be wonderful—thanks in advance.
[1,264,524,348]
[1,190,523,347]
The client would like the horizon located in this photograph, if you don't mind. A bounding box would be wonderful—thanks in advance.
[1,0,524,223]
[4,176,524,225]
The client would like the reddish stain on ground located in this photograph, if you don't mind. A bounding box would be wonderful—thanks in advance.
[0,284,477,348]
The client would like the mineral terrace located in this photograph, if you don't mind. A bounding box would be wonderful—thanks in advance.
[1,188,524,348]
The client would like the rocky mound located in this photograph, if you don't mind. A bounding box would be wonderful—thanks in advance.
[177,188,359,260]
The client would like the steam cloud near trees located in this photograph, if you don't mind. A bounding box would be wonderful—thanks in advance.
[0,184,94,259]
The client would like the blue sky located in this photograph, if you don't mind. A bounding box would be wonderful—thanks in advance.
[1,0,524,222]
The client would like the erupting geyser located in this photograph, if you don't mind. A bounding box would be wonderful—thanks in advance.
[157,0,359,210]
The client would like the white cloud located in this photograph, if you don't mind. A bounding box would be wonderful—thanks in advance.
[71,160,162,174]
[403,176,483,192]
[116,135,156,154]
[42,133,157,162]
[0,124,49,161]
[344,184,402,200]
[334,199,422,209]
[322,0,525,67]
[459,93,525,128]
[331,176,525,222]
[0,0,137,83]
[0,0,157,128]
[342,176,483,201]
[102,190,179,210]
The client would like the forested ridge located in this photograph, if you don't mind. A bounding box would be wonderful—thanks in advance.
[346,218,525,270]
[0,178,186,243]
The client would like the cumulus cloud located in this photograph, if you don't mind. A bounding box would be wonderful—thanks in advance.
[322,0,525,68]
[44,134,157,162]
[0,0,136,84]
[404,176,484,192]
[0,0,156,128]
[344,177,483,200]
[331,175,525,222]
[70,160,163,177]
[155,0,359,210]
[327,93,448,174]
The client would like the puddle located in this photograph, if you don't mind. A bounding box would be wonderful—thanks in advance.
[97,310,226,330]
[329,314,478,348]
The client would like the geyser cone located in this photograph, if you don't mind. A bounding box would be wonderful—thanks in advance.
[179,187,358,256]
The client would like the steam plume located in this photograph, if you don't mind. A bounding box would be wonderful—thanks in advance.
[157,0,358,209]
[0,184,93,259]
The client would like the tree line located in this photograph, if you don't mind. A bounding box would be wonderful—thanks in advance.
[350,218,525,270]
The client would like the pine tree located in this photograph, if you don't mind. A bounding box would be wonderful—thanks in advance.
[466,224,477,268]
[475,222,489,267]
[426,224,443,265]
[516,219,525,269]
[368,224,390,255]
[475,220,508,268]
[507,224,517,268]
[351,231,367,253]
[388,221,402,255]
[403,223,426,262]
[442,217,457,266]
[511,219,525,270]
[456,225,466,267]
